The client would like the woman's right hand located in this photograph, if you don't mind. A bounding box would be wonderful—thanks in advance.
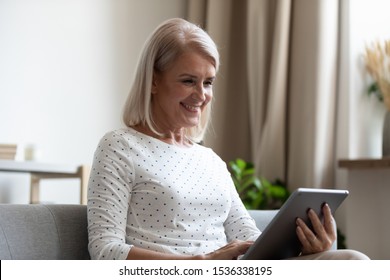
[202,240,254,260]
[127,241,252,260]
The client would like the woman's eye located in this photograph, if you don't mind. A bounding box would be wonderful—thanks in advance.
[182,79,195,85]
[204,80,214,87]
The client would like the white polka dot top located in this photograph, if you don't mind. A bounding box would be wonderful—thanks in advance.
[87,128,260,260]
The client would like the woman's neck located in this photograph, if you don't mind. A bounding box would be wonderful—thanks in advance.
[132,124,192,148]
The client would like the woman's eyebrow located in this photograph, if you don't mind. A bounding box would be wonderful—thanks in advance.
[178,73,216,81]
[178,73,197,78]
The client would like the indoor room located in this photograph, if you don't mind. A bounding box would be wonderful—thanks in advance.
[0,0,389,263]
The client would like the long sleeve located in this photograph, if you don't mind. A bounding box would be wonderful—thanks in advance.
[223,167,261,242]
[87,131,134,260]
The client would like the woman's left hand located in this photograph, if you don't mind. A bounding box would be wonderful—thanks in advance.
[295,203,336,255]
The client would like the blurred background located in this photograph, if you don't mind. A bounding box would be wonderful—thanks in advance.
[0,0,389,204]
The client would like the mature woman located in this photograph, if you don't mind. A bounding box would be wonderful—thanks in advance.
[87,18,368,260]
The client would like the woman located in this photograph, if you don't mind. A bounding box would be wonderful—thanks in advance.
[87,18,368,260]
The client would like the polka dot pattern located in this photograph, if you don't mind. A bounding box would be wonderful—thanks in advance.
[87,128,260,260]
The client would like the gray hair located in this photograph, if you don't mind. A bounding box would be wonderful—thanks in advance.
[122,18,219,142]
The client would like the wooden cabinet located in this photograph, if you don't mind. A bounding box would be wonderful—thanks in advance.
[339,158,390,260]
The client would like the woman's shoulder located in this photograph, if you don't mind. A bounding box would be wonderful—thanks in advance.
[100,127,137,139]
[96,127,139,147]
[193,142,227,165]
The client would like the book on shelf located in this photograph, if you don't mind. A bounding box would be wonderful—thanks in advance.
[0,144,17,160]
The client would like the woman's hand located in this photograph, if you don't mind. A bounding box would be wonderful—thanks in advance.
[295,203,336,255]
[202,240,254,260]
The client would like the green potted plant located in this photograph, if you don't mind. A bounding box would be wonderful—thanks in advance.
[228,158,289,210]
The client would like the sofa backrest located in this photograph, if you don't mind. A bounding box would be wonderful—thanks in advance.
[0,204,336,260]
[0,204,90,260]
[247,209,278,231]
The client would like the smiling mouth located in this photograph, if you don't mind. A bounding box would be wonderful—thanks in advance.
[181,102,201,113]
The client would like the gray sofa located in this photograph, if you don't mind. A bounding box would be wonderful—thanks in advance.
[0,204,90,260]
[0,204,334,260]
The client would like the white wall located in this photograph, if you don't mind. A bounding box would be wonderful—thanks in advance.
[338,0,390,160]
[336,0,390,188]
[0,0,187,204]
[335,0,390,236]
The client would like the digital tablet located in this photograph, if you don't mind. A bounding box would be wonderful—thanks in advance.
[241,188,349,260]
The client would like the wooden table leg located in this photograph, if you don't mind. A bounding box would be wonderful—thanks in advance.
[78,165,90,205]
[30,175,41,204]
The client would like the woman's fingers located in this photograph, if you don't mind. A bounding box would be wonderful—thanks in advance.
[296,217,319,254]
[206,240,253,260]
[322,203,336,239]
[296,205,336,255]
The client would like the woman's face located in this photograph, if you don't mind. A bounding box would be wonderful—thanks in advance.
[151,51,216,133]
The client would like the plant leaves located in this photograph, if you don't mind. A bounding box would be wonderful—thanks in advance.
[229,158,290,210]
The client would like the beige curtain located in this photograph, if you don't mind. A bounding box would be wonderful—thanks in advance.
[288,0,339,190]
[187,0,340,191]
[246,0,290,183]
[188,0,252,163]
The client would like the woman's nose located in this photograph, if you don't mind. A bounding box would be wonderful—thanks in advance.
[192,84,207,101]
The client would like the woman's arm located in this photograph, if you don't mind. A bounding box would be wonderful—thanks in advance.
[126,246,202,260]
[223,172,261,242]
[87,131,135,260]
[126,240,253,260]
